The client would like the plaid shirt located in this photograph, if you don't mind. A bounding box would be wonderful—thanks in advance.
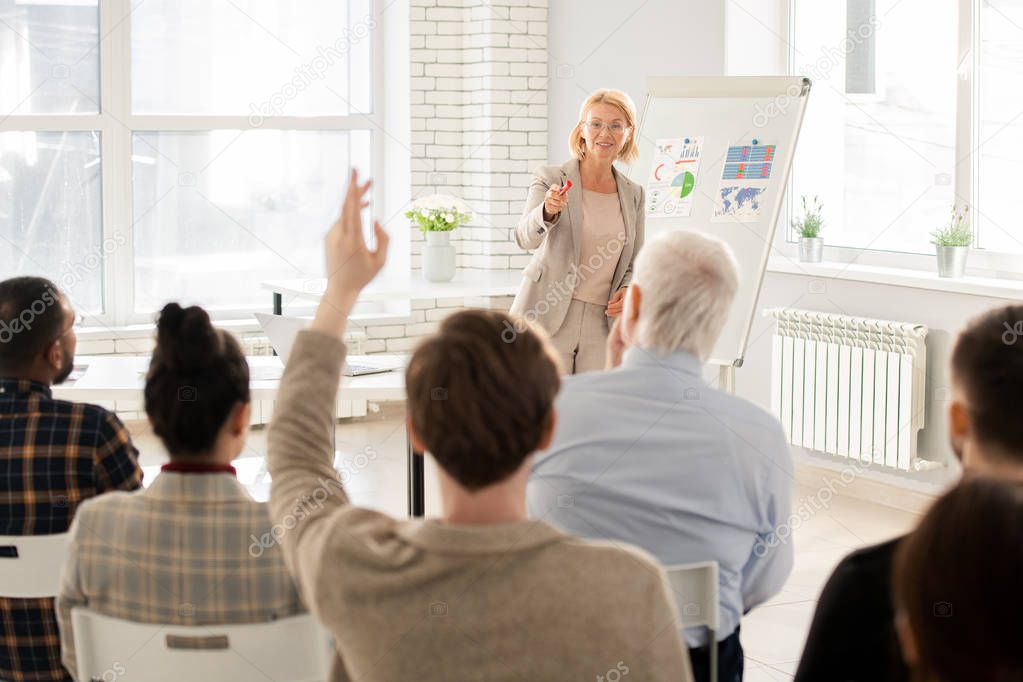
[56,471,306,681]
[0,377,143,682]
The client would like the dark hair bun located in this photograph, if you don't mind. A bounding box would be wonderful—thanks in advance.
[155,303,221,373]
[146,302,250,456]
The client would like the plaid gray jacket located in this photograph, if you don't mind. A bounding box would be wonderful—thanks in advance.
[56,471,305,680]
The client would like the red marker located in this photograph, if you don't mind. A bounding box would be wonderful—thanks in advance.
[558,180,572,195]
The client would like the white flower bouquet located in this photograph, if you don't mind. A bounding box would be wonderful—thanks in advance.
[405,194,474,232]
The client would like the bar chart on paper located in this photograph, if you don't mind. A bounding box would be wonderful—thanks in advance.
[726,144,776,162]
[722,143,775,179]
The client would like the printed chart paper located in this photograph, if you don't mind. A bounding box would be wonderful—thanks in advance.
[721,143,775,180]
[712,142,775,222]
[646,137,703,218]
[713,186,767,220]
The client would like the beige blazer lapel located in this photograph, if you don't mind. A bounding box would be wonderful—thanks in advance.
[610,164,636,290]
[561,158,584,268]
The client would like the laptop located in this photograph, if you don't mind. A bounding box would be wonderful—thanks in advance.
[254,313,401,376]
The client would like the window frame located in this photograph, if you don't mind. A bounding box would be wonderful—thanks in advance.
[0,0,389,327]
[776,0,1023,280]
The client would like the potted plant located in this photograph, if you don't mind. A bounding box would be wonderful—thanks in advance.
[931,205,971,279]
[793,195,824,263]
[405,195,473,282]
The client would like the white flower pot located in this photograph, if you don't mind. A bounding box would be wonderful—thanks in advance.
[935,245,968,279]
[423,231,456,282]
[799,237,823,263]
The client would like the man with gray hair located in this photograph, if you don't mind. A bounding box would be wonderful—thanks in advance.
[527,230,793,682]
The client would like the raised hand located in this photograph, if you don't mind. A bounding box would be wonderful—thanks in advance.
[313,169,390,338]
[325,169,389,296]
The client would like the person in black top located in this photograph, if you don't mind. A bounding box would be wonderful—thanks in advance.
[893,477,1023,682]
[794,303,1023,682]
[794,538,908,682]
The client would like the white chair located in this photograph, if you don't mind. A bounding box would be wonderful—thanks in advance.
[666,561,720,682]
[71,609,332,682]
[0,533,69,598]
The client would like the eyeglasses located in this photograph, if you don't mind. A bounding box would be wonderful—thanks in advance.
[582,120,630,135]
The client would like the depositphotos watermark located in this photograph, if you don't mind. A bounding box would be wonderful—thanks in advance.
[57,231,127,293]
[91,662,126,682]
[247,15,377,127]
[501,231,626,343]
[1002,321,1022,345]
[248,446,378,557]
[249,476,342,557]
[0,284,59,344]
[752,16,880,127]
[752,458,869,557]
[596,661,630,682]
[0,232,128,344]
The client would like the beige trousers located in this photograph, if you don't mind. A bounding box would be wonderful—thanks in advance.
[549,299,609,375]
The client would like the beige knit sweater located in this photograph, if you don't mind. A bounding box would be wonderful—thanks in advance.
[267,330,692,682]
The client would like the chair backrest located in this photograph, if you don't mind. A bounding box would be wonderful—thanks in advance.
[665,560,720,631]
[0,533,69,598]
[71,609,332,682]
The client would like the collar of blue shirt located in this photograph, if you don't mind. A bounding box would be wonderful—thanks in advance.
[619,346,703,379]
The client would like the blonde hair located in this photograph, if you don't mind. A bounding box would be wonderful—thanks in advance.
[632,230,739,359]
[568,89,639,163]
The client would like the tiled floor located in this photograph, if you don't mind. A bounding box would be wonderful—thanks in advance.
[128,408,924,682]
[740,484,921,680]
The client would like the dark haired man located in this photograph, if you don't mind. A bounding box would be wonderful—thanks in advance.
[0,277,143,682]
[795,304,1023,682]
[267,172,693,681]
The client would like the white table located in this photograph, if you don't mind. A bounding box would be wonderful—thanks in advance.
[54,355,406,403]
[262,269,522,514]
[52,356,424,515]
[262,270,522,312]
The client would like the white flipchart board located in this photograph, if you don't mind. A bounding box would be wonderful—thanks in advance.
[627,76,811,369]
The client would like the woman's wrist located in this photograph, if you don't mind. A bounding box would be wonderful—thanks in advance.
[310,288,358,339]
[543,207,561,225]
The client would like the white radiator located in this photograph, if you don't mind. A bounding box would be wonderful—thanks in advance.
[766,309,928,471]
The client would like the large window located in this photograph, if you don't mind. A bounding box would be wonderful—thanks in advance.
[978,0,1023,255]
[1,0,386,325]
[789,0,1023,264]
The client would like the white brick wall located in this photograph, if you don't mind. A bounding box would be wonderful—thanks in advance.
[361,0,545,355]
[409,0,548,275]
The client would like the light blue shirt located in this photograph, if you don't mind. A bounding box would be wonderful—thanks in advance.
[527,346,794,647]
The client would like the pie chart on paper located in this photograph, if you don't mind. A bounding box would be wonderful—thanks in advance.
[670,171,696,199]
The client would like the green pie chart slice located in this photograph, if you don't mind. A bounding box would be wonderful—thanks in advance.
[671,171,696,198]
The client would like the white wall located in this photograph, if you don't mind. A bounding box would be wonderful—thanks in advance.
[545,0,1012,468]
[545,0,725,164]
[409,0,549,274]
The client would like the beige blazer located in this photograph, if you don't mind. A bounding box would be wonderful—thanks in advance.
[510,157,645,336]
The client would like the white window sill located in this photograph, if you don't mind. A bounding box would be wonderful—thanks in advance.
[75,311,413,343]
[766,257,1023,301]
